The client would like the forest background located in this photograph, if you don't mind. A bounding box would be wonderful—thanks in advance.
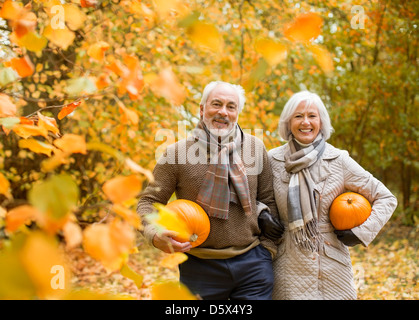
[0,0,417,300]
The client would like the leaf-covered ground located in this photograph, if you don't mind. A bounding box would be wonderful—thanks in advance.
[66,221,418,300]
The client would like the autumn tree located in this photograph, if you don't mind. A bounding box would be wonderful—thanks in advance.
[0,0,417,299]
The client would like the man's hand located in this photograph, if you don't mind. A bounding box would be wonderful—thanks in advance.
[152,230,192,253]
[258,210,285,241]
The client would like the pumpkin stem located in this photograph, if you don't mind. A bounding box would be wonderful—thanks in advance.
[190,234,198,242]
[347,198,353,204]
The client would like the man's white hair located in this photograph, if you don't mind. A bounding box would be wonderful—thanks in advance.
[278,90,334,141]
[200,81,246,113]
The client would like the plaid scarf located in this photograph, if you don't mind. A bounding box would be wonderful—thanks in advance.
[194,121,252,220]
[284,133,326,252]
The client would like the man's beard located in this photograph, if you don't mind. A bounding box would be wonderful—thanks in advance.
[203,114,236,138]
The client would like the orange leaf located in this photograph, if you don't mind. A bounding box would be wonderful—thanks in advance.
[18,138,55,156]
[82,220,135,271]
[0,93,17,117]
[95,73,111,89]
[12,123,48,139]
[112,204,142,230]
[151,281,197,300]
[37,112,59,135]
[5,205,38,233]
[13,11,37,38]
[87,41,110,61]
[307,44,334,74]
[80,0,97,8]
[254,38,288,66]
[62,221,83,249]
[0,172,12,199]
[20,232,71,299]
[102,175,143,203]
[148,68,186,105]
[0,0,23,20]
[53,133,87,154]
[159,252,188,269]
[5,55,34,78]
[57,101,81,120]
[284,13,323,43]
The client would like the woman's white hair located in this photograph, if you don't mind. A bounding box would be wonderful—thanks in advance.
[278,90,334,141]
[200,81,246,113]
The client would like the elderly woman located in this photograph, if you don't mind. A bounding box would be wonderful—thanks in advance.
[268,91,397,299]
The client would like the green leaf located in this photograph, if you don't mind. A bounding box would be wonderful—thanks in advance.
[65,77,97,96]
[0,68,18,87]
[28,174,79,220]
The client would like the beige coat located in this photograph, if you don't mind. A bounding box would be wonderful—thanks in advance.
[268,142,397,300]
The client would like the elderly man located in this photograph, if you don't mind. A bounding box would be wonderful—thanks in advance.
[137,81,283,300]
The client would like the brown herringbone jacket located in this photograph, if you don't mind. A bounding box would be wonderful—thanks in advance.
[137,132,278,259]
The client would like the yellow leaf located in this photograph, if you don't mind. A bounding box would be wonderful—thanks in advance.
[151,280,197,300]
[307,44,334,74]
[0,172,11,199]
[186,21,222,52]
[82,220,135,271]
[53,134,87,154]
[151,203,191,242]
[5,205,38,233]
[102,175,143,204]
[12,124,48,139]
[160,252,188,269]
[255,38,288,66]
[37,112,59,135]
[41,149,70,172]
[18,138,55,156]
[62,220,83,249]
[120,263,143,289]
[63,4,86,31]
[20,232,72,299]
[284,12,323,43]
[112,204,142,230]
[43,25,75,50]
[16,31,48,52]
[87,41,110,62]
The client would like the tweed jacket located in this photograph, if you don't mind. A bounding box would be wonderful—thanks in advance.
[268,142,397,300]
[137,131,278,259]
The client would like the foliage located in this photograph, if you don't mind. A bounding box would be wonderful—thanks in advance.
[0,0,417,299]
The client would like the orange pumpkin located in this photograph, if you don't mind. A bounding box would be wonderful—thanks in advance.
[166,199,210,248]
[329,192,371,230]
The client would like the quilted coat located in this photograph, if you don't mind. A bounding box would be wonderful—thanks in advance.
[268,142,397,300]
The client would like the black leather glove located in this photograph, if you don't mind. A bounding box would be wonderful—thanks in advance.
[334,229,362,247]
[258,210,285,241]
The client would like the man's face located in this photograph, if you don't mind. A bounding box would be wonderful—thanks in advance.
[200,84,239,136]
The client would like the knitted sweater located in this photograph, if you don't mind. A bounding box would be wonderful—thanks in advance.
[137,132,278,259]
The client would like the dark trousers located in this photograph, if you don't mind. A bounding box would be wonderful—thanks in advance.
[179,244,273,300]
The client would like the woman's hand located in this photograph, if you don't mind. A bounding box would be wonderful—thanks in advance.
[334,229,362,247]
[152,230,192,253]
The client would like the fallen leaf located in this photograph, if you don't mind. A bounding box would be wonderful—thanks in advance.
[307,44,334,74]
[186,20,222,52]
[82,220,135,271]
[284,12,323,43]
[102,175,143,204]
[87,41,110,61]
[53,133,87,154]
[160,252,188,269]
[5,205,38,233]
[112,204,142,230]
[18,138,55,156]
[5,55,34,78]
[0,93,17,117]
[120,263,143,289]
[255,38,288,66]
[151,280,197,300]
[57,101,81,120]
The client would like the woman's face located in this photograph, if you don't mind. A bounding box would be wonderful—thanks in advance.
[290,101,321,144]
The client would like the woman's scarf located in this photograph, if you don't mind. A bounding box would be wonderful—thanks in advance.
[284,133,326,252]
[194,121,252,220]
